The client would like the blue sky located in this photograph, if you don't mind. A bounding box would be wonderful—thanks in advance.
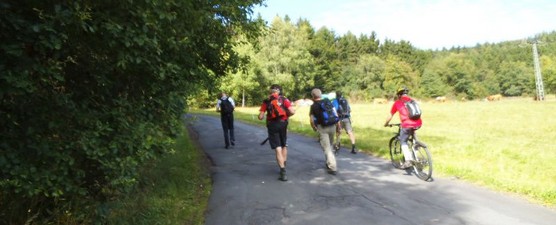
[253,0,556,50]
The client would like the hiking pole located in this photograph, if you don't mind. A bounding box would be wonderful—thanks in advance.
[260,137,269,145]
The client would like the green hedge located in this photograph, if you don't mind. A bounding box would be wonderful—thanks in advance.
[0,1,262,223]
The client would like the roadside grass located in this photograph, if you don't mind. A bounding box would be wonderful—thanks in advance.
[193,97,556,207]
[105,125,211,225]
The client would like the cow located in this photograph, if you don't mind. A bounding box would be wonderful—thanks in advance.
[372,98,388,104]
[435,96,446,102]
[294,98,313,106]
[486,94,502,101]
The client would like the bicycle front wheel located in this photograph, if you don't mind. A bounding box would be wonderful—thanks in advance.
[412,141,433,181]
[389,136,404,169]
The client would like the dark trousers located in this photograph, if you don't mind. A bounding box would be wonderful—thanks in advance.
[221,113,235,146]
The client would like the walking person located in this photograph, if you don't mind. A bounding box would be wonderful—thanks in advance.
[309,88,341,175]
[384,87,423,168]
[258,84,295,181]
[332,91,357,154]
[216,92,235,149]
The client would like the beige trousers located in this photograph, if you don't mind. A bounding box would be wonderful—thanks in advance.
[317,124,337,171]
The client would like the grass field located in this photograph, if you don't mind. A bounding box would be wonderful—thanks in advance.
[198,96,556,207]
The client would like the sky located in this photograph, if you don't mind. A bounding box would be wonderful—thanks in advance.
[253,0,556,50]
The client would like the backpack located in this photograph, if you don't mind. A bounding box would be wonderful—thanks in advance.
[220,98,234,114]
[266,96,287,120]
[317,99,340,126]
[335,97,350,117]
[403,98,422,120]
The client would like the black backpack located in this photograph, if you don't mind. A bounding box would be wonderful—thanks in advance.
[220,98,234,114]
[403,98,422,120]
[336,97,350,117]
[317,99,340,126]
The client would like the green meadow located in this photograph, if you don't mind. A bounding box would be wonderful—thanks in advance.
[199,97,556,207]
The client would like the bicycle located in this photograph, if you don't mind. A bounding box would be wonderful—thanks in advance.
[387,123,433,181]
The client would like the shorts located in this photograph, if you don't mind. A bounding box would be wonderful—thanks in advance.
[267,120,288,149]
[340,117,353,133]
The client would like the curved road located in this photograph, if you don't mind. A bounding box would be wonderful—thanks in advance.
[188,115,555,225]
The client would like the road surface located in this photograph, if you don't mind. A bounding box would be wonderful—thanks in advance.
[187,114,556,225]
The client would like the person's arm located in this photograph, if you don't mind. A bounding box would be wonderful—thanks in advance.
[285,98,295,116]
[258,102,266,120]
[310,115,317,131]
[216,99,221,112]
[309,108,317,131]
[384,113,394,127]
[384,103,397,126]
[230,97,236,108]
[332,107,341,133]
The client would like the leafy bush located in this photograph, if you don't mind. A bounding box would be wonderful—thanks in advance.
[0,0,262,223]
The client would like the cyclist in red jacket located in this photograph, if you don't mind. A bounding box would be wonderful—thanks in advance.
[384,87,422,168]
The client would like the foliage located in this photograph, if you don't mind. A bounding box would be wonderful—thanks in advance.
[218,16,556,105]
[106,126,211,225]
[252,16,317,100]
[0,0,262,223]
[540,55,556,94]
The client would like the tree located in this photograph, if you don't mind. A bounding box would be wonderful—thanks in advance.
[254,16,316,100]
[218,33,265,107]
[383,55,419,96]
[541,55,556,95]
[358,32,380,55]
[0,0,263,223]
[498,61,534,96]
[309,27,338,91]
[346,54,386,100]
[420,68,450,98]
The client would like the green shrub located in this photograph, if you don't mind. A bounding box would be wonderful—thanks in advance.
[0,1,262,223]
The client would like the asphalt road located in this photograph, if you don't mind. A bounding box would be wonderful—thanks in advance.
[187,114,556,225]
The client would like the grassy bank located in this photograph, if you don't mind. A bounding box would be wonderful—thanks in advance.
[105,125,212,225]
[195,97,555,207]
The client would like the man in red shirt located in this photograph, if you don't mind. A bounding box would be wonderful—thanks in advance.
[258,84,295,181]
[384,87,423,168]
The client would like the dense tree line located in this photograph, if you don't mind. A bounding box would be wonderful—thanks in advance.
[202,16,556,105]
[0,0,263,223]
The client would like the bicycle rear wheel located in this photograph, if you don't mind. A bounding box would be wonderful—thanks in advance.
[412,141,433,181]
[389,137,404,169]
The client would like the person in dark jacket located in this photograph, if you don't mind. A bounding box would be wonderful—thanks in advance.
[216,92,235,149]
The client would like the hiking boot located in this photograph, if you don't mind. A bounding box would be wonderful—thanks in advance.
[231,140,235,146]
[225,145,229,149]
[351,148,357,154]
[327,170,337,175]
[279,170,288,181]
